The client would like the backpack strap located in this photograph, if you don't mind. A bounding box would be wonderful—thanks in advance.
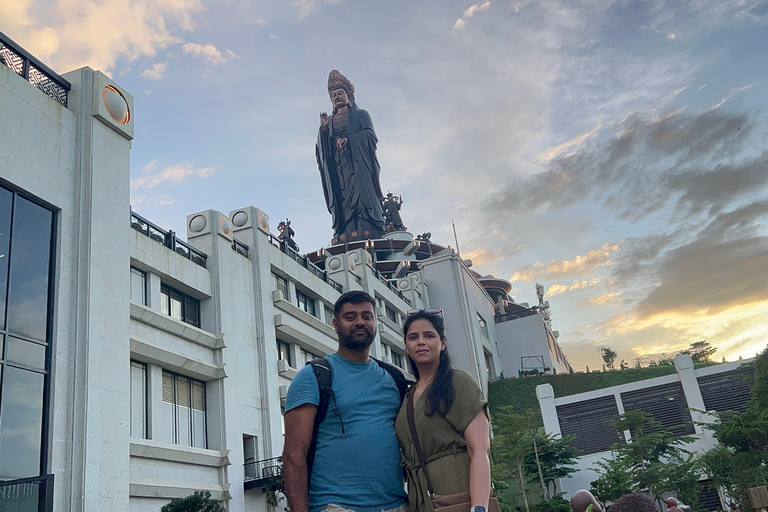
[372,357,413,402]
[307,357,333,478]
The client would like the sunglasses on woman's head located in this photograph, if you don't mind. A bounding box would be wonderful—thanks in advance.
[407,308,444,317]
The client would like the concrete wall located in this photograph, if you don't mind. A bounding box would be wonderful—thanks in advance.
[1,65,133,511]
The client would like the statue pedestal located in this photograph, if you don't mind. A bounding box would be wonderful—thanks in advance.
[381,230,413,242]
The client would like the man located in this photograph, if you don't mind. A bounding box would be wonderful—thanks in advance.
[283,291,408,512]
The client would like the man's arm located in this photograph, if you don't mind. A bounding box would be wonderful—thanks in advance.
[283,403,318,512]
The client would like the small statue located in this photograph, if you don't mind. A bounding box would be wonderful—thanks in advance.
[381,192,406,232]
[277,219,300,252]
[416,232,432,242]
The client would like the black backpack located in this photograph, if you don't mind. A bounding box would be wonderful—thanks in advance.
[305,356,410,477]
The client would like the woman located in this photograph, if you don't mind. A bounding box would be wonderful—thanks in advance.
[395,310,492,512]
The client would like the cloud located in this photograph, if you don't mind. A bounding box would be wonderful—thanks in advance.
[453,0,491,29]
[181,43,238,65]
[131,161,216,191]
[576,292,624,308]
[547,278,605,297]
[3,0,204,74]
[294,0,341,18]
[141,61,167,80]
[510,244,618,282]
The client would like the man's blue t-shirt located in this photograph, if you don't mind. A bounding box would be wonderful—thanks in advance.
[285,352,407,512]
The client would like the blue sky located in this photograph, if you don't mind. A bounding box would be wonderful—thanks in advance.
[6,0,768,369]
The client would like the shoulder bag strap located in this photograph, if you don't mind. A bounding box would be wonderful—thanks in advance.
[406,389,435,496]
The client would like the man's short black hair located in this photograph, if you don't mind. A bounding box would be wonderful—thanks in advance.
[334,290,376,318]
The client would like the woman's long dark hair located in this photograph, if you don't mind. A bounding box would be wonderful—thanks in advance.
[403,310,454,417]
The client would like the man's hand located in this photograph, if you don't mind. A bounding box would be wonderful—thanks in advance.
[320,112,329,131]
[283,403,318,512]
[336,137,348,150]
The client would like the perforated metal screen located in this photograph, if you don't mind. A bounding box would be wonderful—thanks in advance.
[621,382,695,436]
[556,395,624,456]
[698,366,755,414]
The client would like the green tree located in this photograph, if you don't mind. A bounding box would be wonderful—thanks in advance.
[699,349,768,510]
[589,410,700,506]
[160,491,226,512]
[598,347,618,369]
[523,433,577,499]
[492,407,534,512]
[682,341,717,363]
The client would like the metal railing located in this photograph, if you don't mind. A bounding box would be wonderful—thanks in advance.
[244,456,282,489]
[494,309,539,324]
[369,264,411,305]
[0,474,54,512]
[232,237,249,258]
[130,209,208,268]
[268,234,343,293]
[0,31,70,107]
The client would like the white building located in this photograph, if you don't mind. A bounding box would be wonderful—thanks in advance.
[536,354,755,510]
[0,33,570,511]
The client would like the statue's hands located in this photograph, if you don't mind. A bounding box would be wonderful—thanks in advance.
[320,112,329,131]
[336,138,348,150]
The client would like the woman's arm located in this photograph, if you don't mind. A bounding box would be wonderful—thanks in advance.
[464,408,491,509]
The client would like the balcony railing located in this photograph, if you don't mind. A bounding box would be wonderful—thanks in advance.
[232,237,249,258]
[369,264,412,306]
[0,31,70,107]
[0,474,54,512]
[130,209,208,268]
[268,234,343,293]
[244,456,282,490]
[494,309,539,324]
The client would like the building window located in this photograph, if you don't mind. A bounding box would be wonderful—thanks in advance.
[273,273,289,301]
[301,348,321,365]
[484,351,495,380]
[0,186,55,479]
[160,284,200,327]
[392,352,404,370]
[385,306,399,325]
[162,370,207,448]
[277,340,292,367]
[130,267,146,305]
[130,361,147,439]
[477,313,489,339]
[296,290,316,317]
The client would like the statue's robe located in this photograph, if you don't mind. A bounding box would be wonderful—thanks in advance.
[316,107,385,242]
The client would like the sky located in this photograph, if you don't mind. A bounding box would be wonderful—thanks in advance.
[5,0,768,370]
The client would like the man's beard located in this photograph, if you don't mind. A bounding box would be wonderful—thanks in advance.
[338,327,375,352]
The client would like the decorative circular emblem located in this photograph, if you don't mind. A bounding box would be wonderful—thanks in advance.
[189,215,207,233]
[259,212,269,231]
[399,279,409,290]
[328,257,342,271]
[349,252,359,262]
[102,85,130,124]
[220,216,232,236]
[232,211,248,227]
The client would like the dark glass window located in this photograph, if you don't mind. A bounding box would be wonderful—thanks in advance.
[273,273,289,301]
[131,361,147,439]
[385,306,398,325]
[160,284,200,328]
[130,267,146,305]
[277,340,292,367]
[162,370,206,448]
[392,352,404,369]
[6,196,53,342]
[0,185,55,480]
[296,290,316,317]
[477,313,489,339]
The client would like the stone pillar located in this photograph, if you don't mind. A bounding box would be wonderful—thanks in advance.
[536,383,562,437]
[61,67,133,512]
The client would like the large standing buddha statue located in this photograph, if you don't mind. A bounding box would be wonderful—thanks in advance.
[316,70,385,244]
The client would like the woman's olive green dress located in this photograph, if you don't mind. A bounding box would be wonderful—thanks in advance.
[395,370,487,512]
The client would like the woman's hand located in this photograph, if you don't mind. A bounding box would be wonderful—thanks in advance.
[320,111,329,131]
[465,409,492,509]
[336,137,348,150]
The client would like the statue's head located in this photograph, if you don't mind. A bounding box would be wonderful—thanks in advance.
[327,70,356,111]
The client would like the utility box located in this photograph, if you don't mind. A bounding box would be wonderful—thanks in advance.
[748,486,768,510]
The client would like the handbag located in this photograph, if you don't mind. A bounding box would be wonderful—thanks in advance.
[406,389,501,512]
